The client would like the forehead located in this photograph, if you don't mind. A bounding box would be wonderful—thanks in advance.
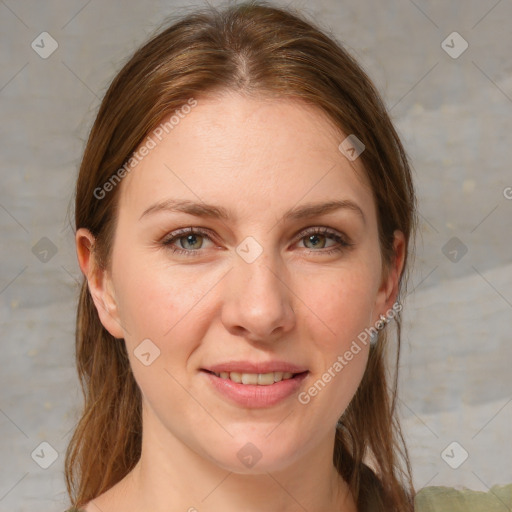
[119,92,375,224]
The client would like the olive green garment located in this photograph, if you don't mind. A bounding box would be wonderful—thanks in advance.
[414,484,512,511]
[66,484,512,511]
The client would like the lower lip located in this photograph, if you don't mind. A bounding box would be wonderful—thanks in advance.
[201,370,309,408]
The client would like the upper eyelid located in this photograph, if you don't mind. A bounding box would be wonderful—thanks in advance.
[161,227,216,243]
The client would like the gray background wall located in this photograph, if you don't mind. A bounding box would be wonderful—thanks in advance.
[0,0,511,510]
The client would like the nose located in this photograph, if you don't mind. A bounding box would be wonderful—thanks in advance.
[220,250,296,344]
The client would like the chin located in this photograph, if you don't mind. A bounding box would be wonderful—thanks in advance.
[205,436,304,475]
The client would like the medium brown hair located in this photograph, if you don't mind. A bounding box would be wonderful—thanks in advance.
[66,2,417,510]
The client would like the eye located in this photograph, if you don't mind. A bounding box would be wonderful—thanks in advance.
[161,227,216,257]
[161,226,353,258]
[296,227,353,255]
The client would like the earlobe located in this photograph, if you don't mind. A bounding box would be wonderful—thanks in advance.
[75,228,125,339]
[374,230,406,322]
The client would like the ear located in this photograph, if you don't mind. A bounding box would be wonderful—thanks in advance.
[372,230,406,323]
[75,228,125,339]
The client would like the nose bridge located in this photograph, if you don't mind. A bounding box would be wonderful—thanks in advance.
[239,250,281,301]
[221,242,295,340]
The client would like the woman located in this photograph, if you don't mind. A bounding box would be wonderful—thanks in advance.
[65,2,418,510]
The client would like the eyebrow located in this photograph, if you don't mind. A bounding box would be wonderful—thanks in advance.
[139,198,366,225]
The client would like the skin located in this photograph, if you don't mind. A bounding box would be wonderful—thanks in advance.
[76,91,405,512]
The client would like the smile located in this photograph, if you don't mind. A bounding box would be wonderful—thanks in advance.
[210,370,296,385]
[201,370,309,408]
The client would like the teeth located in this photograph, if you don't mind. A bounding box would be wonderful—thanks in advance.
[242,373,259,385]
[230,372,242,383]
[213,371,297,385]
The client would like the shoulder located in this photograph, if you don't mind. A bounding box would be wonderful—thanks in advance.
[415,484,512,511]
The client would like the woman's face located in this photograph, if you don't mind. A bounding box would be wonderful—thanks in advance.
[81,92,403,474]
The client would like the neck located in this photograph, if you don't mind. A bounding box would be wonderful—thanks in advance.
[107,406,356,512]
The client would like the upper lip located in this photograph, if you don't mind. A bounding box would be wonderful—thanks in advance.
[203,361,309,374]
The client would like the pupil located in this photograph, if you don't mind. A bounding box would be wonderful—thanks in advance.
[309,235,318,246]
[184,234,201,249]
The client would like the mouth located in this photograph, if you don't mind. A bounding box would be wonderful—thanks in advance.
[201,369,308,385]
[200,368,310,408]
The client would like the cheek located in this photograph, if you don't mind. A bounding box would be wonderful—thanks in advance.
[112,251,212,344]
[295,273,373,422]
[111,256,218,404]
[291,262,377,416]
[294,263,378,350]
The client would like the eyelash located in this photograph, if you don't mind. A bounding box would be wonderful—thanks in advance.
[161,226,353,258]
